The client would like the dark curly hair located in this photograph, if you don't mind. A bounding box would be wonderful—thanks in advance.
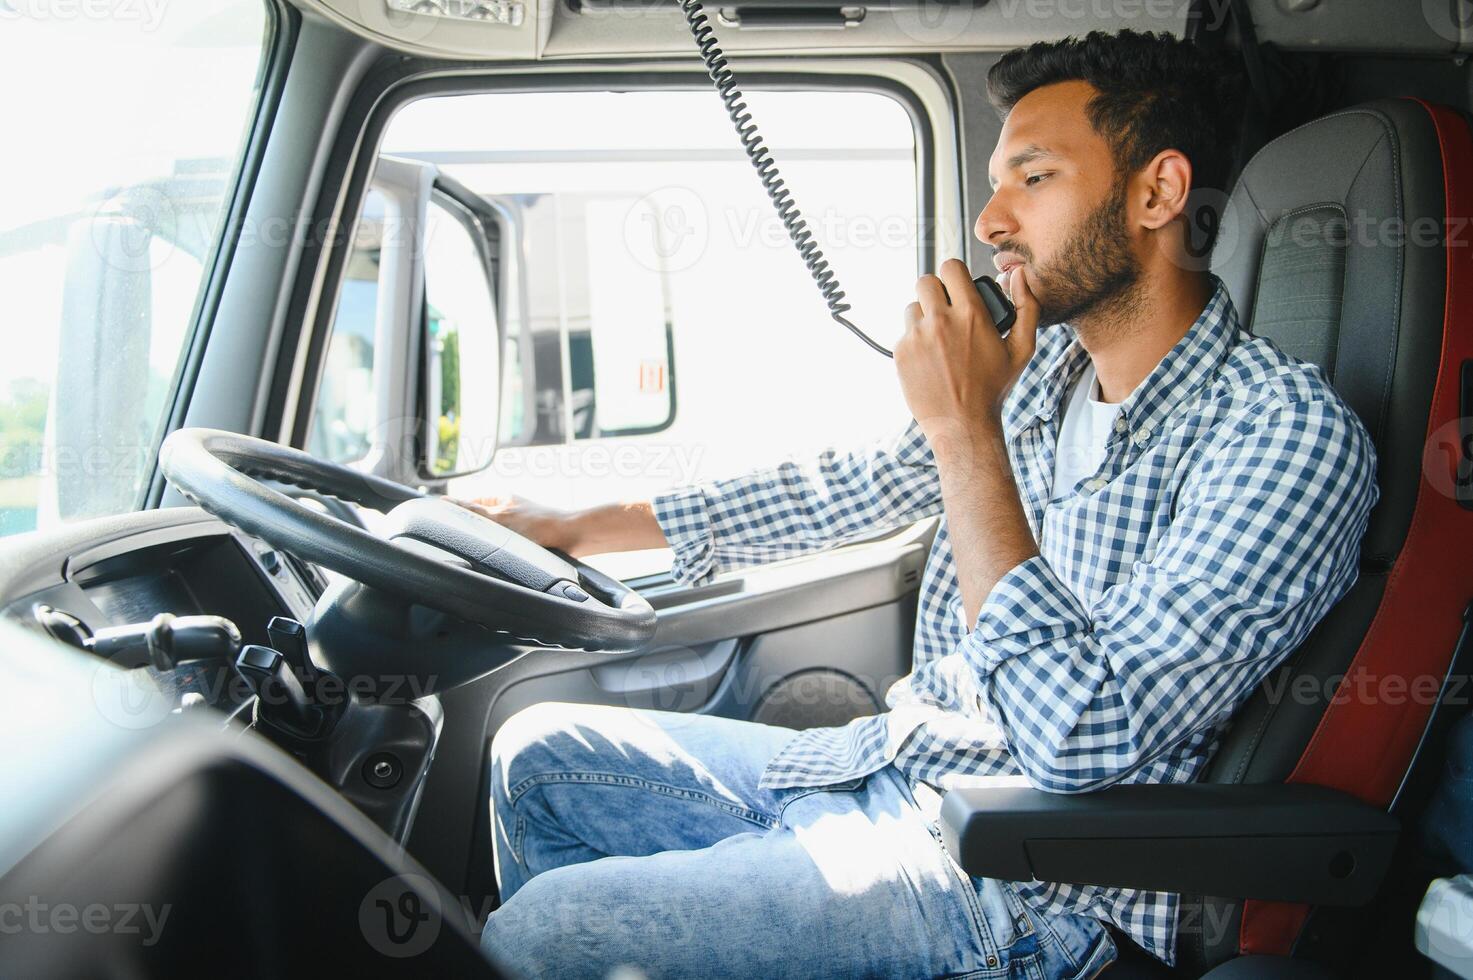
[987,29,1246,256]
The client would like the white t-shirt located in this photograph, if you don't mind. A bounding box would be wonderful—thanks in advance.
[1050,360,1122,502]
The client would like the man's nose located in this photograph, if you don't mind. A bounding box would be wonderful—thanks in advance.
[975,193,1016,244]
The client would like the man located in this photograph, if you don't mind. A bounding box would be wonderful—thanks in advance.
[465,29,1380,979]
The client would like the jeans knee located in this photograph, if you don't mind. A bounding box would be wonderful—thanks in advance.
[491,701,584,801]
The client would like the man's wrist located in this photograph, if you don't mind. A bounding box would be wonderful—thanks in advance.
[927,415,1009,480]
[563,505,608,556]
[565,501,665,557]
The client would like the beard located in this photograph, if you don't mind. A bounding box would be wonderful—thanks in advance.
[1007,176,1144,331]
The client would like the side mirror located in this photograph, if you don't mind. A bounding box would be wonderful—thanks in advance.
[305,157,510,487]
[312,164,680,488]
[420,178,505,479]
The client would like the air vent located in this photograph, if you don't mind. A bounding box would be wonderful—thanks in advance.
[283,553,328,601]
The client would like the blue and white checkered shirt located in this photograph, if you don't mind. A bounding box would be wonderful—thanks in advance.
[651,274,1379,964]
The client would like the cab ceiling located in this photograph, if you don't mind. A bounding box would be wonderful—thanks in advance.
[296,0,1473,63]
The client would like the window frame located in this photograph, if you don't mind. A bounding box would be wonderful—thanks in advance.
[281,64,942,473]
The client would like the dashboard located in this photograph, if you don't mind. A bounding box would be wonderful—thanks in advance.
[0,506,442,846]
[22,514,319,616]
[1,509,327,718]
[5,509,321,630]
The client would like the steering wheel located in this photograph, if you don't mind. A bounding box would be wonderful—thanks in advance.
[158,428,657,653]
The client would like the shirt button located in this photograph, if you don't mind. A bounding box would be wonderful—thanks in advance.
[1114,416,1127,433]
[1132,429,1151,447]
[1086,478,1107,492]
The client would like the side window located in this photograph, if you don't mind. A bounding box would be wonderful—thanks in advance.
[309,190,385,464]
[380,89,920,578]
[0,0,268,537]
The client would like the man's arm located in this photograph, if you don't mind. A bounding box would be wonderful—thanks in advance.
[891,258,1047,628]
[958,397,1380,793]
[457,419,944,583]
[565,500,669,556]
[931,417,1039,630]
[647,418,945,587]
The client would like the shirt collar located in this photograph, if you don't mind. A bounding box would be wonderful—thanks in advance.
[1010,274,1239,446]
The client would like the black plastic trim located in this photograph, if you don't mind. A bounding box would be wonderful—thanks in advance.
[939,783,1399,907]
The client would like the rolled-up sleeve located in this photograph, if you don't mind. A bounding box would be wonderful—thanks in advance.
[651,418,944,587]
[960,397,1381,793]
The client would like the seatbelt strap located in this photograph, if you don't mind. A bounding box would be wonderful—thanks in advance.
[1229,0,1273,119]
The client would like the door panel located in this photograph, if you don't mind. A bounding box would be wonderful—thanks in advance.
[636,523,932,650]
[484,517,934,732]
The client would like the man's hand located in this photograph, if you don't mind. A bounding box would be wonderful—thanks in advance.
[895,259,1042,628]
[894,259,1041,443]
[451,495,669,558]
[452,494,581,552]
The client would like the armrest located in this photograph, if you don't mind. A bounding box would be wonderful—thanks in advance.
[938,783,1398,905]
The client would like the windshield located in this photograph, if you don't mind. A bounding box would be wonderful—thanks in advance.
[0,1,269,539]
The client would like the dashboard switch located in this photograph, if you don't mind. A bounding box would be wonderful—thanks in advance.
[88,613,241,671]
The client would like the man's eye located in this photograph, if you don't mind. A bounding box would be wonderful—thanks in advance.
[1025,173,1051,186]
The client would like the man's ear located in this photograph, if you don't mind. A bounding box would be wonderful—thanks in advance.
[1136,148,1217,271]
[1136,148,1192,231]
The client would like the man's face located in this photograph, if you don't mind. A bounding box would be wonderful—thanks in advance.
[978,79,1143,330]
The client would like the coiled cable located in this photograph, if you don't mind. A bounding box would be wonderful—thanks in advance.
[680,0,894,358]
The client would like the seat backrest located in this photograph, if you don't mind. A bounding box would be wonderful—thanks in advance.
[1181,97,1473,972]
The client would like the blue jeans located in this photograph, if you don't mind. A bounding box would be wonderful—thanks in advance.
[481,701,1116,979]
